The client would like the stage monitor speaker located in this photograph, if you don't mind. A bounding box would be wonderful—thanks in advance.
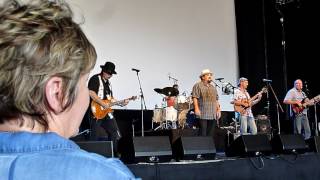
[306,136,320,153]
[133,136,172,162]
[76,141,113,158]
[225,134,272,157]
[272,134,308,154]
[180,136,216,160]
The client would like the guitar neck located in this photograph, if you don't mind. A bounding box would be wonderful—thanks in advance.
[110,97,135,107]
[250,92,261,101]
[110,99,127,106]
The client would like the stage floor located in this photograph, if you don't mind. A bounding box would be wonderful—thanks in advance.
[128,152,320,180]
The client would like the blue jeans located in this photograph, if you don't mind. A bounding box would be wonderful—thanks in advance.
[294,114,311,139]
[240,115,257,135]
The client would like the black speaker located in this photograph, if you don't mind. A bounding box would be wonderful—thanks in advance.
[133,136,172,162]
[226,134,272,157]
[306,136,320,153]
[76,141,113,157]
[272,134,308,154]
[180,136,216,160]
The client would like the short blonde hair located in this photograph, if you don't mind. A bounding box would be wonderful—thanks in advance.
[0,0,97,129]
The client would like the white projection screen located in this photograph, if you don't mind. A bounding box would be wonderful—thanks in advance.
[69,0,238,111]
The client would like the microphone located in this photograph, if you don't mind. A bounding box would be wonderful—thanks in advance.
[131,68,140,72]
[215,78,224,81]
[262,79,272,83]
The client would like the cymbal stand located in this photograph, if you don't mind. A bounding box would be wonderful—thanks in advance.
[154,118,172,130]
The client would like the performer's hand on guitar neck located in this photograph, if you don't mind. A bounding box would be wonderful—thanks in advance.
[102,102,111,109]
[119,99,129,107]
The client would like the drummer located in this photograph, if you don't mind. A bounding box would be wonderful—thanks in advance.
[165,84,179,107]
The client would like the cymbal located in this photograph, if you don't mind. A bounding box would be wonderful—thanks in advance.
[154,87,179,96]
[162,87,179,96]
[154,88,162,94]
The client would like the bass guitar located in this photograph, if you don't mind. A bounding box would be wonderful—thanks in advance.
[292,94,320,114]
[91,96,137,120]
[234,87,267,114]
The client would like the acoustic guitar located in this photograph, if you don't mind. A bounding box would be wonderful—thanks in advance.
[91,96,137,120]
[292,94,320,114]
[234,87,267,114]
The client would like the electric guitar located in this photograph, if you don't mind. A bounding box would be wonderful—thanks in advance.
[91,96,137,120]
[292,94,320,114]
[234,87,267,114]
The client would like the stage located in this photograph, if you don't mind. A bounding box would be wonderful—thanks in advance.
[75,109,320,179]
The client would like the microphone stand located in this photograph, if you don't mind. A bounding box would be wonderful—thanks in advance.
[266,82,284,135]
[134,70,147,137]
[276,2,289,92]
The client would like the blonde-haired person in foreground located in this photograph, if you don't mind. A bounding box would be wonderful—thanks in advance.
[0,0,138,179]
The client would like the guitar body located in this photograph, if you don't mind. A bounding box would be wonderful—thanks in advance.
[233,87,267,115]
[234,99,249,114]
[292,95,320,114]
[91,99,113,120]
[292,99,306,114]
[91,96,137,120]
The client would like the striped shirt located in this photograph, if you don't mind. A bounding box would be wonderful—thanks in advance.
[192,81,219,120]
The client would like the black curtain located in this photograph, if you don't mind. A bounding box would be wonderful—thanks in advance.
[235,0,320,135]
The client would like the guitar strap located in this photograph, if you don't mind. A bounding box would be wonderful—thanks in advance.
[98,75,114,119]
[98,75,104,99]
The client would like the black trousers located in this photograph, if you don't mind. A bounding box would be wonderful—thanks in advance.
[90,115,122,155]
[198,119,216,136]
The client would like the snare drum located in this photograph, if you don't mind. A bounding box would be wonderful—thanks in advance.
[164,106,177,121]
[152,108,164,123]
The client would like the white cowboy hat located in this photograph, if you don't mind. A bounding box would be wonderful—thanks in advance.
[199,69,213,78]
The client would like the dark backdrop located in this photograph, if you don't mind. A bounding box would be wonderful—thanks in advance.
[235,0,320,135]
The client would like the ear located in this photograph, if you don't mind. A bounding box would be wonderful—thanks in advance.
[45,76,64,114]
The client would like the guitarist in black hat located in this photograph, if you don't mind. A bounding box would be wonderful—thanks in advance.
[88,61,129,156]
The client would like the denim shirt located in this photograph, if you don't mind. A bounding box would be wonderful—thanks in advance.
[0,132,139,180]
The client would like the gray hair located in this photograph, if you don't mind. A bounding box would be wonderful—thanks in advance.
[0,0,97,129]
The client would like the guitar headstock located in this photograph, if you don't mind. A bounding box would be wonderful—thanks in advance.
[129,96,138,101]
[260,87,268,94]
[312,95,320,103]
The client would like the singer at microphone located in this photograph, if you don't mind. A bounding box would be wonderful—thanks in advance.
[131,68,140,72]
[262,79,272,83]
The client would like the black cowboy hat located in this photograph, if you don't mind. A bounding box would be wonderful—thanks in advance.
[100,61,117,74]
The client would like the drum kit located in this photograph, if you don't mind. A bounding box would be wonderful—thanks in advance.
[152,86,195,130]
